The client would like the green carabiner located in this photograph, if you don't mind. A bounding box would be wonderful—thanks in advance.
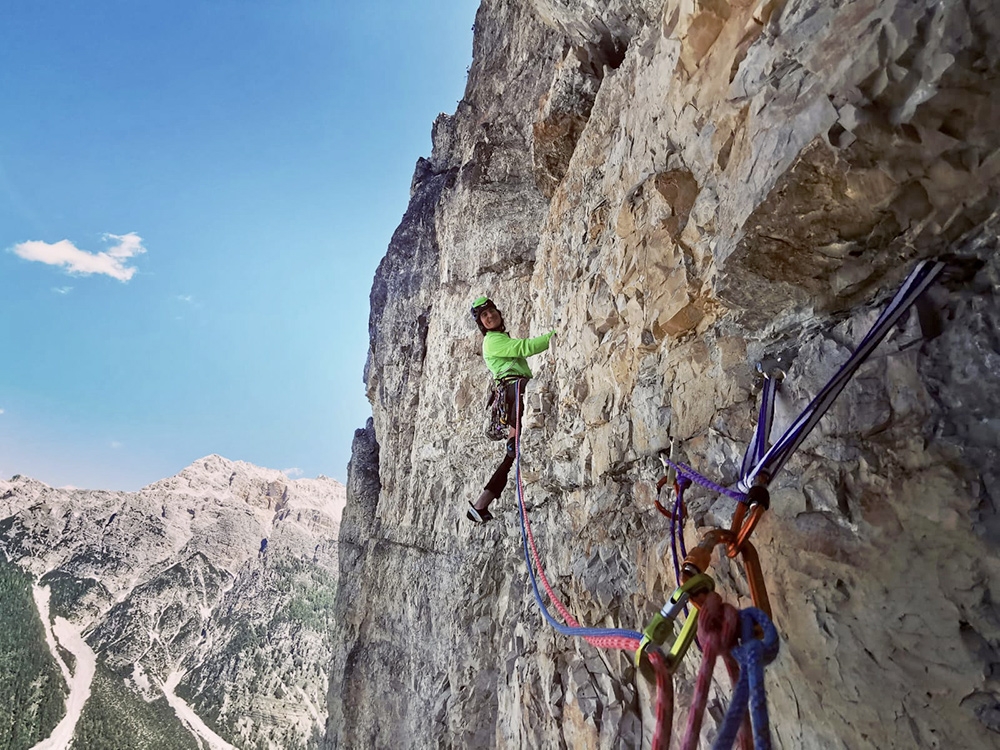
[635,573,715,674]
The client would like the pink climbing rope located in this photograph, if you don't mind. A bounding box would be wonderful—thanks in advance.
[680,592,749,750]
[648,649,674,750]
[513,396,672,749]
[516,464,628,644]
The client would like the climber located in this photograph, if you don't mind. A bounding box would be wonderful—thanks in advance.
[467,295,554,523]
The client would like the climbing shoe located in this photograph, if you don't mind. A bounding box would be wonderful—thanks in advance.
[467,503,494,524]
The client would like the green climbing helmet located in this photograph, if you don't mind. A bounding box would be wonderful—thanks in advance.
[470,295,496,320]
[470,295,503,335]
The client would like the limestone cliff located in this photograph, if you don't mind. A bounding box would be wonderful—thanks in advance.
[328,1,1000,748]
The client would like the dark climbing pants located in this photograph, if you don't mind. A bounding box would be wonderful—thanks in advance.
[483,377,527,498]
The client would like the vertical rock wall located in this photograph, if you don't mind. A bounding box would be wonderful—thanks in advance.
[328,1,1000,747]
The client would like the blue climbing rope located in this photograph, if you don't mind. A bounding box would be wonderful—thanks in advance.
[712,607,780,750]
[513,380,643,641]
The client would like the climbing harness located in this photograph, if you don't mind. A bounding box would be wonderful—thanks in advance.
[484,376,528,441]
[483,382,509,441]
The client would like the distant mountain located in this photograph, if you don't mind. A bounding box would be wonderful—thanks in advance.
[0,454,345,750]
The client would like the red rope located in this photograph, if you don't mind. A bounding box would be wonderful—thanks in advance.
[515,432,673,748]
[516,447,761,750]
[518,465,582,627]
[648,650,674,750]
[681,593,741,750]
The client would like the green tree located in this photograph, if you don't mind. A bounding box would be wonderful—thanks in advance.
[0,554,67,750]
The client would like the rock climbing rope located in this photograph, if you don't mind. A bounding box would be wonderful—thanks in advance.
[736,259,945,493]
[514,383,782,749]
[713,607,779,750]
[656,258,946,596]
[641,259,947,747]
[508,262,945,748]
[680,592,743,750]
[512,380,673,750]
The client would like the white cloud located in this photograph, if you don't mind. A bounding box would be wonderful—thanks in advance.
[11,232,146,281]
[110,441,123,449]
[283,467,304,478]
[52,286,73,294]
[177,294,194,303]
[0,408,4,415]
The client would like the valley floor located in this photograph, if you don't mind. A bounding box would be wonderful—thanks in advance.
[30,585,96,750]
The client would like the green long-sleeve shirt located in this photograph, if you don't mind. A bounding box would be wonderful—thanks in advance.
[482,330,554,382]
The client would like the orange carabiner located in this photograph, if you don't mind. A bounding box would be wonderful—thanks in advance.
[681,528,772,619]
[727,483,770,557]
[736,540,771,619]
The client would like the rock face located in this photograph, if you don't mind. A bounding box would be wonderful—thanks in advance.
[328,1,1000,748]
[0,455,345,750]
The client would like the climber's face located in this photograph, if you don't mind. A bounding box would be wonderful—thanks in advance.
[479,306,502,331]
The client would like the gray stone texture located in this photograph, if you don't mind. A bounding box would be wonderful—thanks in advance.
[328,1,1000,748]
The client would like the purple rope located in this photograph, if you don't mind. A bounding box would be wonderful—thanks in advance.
[668,477,695,624]
[741,376,777,480]
[669,477,691,587]
[739,259,945,492]
[658,261,945,502]
[661,457,746,502]
[669,485,681,585]
[676,485,689,562]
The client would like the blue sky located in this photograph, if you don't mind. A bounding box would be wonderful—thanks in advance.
[0,1,478,490]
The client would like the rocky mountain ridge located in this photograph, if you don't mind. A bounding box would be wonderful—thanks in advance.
[0,454,345,750]
[328,0,1000,748]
